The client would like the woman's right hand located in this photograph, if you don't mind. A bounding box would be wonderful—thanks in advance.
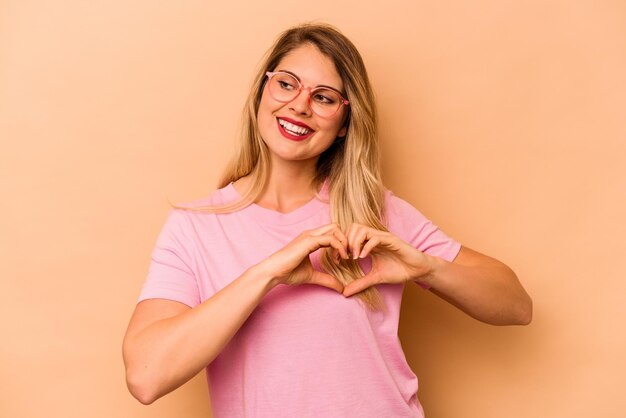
[258,223,349,293]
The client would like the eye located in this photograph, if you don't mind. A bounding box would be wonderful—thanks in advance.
[277,80,296,91]
[312,90,338,106]
[273,73,299,91]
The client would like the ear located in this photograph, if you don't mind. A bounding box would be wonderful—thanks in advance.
[337,125,347,138]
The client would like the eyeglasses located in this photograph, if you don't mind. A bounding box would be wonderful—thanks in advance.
[265,71,349,118]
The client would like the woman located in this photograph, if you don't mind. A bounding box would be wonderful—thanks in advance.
[123,23,532,417]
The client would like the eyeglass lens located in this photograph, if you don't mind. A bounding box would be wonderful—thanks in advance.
[268,73,343,117]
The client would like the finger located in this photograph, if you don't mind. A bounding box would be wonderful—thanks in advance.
[329,237,349,260]
[308,223,341,237]
[344,222,357,240]
[350,228,371,260]
[359,235,382,258]
[309,270,344,293]
[342,272,379,297]
[331,229,349,259]
[345,223,362,259]
[309,235,349,259]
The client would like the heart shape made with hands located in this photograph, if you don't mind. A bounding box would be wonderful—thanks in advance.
[302,223,434,297]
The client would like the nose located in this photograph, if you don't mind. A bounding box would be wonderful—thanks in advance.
[288,87,312,116]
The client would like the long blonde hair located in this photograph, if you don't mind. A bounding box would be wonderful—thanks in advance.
[190,23,387,310]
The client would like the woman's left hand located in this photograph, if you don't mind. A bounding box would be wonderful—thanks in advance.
[341,223,434,297]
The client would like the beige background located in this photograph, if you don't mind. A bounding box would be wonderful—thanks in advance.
[1,1,625,417]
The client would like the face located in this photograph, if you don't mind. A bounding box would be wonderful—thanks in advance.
[257,44,348,167]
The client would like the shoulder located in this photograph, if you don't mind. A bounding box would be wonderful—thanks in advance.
[382,187,461,261]
[161,184,240,232]
[382,188,429,237]
[382,188,435,242]
[174,183,239,210]
[383,188,427,222]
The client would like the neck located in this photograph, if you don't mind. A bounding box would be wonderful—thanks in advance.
[234,157,322,213]
[261,158,320,212]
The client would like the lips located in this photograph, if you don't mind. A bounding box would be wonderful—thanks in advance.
[276,117,315,141]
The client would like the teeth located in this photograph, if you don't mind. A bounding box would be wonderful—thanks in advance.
[278,118,312,136]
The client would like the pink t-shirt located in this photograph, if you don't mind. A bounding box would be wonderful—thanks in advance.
[139,183,461,417]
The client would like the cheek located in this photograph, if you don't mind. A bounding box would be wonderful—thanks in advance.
[257,95,275,130]
[257,90,284,124]
[257,92,271,116]
[325,108,349,137]
[320,117,346,138]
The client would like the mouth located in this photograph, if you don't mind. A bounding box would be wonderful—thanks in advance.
[276,117,314,141]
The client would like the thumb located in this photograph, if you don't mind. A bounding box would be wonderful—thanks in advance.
[309,270,344,293]
[342,272,379,297]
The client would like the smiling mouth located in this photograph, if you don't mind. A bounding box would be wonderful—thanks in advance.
[277,118,313,136]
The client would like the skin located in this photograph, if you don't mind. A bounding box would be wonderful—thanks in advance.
[123,43,532,406]
[256,43,347,171]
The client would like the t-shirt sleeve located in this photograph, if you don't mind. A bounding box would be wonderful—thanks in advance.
[137,209,201,308]
[385,191,461,288]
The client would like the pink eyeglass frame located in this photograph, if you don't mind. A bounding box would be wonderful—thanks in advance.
[265,71,350,117]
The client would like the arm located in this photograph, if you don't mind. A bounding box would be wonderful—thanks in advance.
[424,246,532,325]
[122,223,347,405]
[122,265,275,405]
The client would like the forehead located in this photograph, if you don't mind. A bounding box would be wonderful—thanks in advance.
[275,44,344,90]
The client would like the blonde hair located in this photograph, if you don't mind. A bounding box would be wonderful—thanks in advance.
[187,23,387,310]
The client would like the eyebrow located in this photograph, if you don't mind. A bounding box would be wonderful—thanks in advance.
[276,69,346,95]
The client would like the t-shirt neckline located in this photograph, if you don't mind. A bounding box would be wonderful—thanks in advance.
[224,180,329,225]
